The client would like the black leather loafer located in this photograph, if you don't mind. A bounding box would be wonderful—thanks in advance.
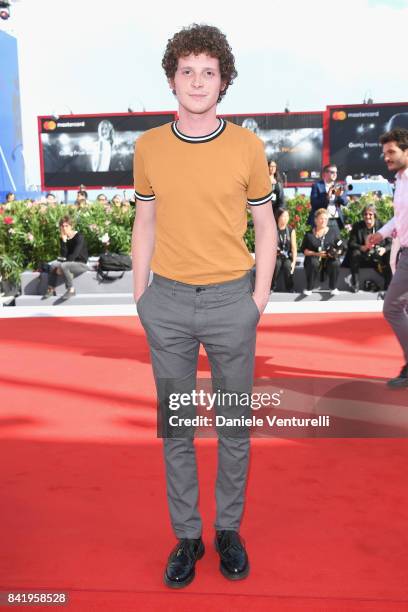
[387,364,408,389]
[215,530,249,580]
[164,537,205,588]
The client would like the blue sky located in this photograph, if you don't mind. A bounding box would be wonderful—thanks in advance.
[3,0,408,188]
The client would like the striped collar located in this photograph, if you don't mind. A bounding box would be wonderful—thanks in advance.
[171,117,226,143]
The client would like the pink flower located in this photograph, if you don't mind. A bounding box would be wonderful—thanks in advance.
[27,232,34,242]
[294,215,300,222]
[296,205,303,212]
[3,216,14,225]
[0,205,4,214]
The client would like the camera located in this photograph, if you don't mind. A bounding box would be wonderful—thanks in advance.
[326,239,344,259]
[328,183,345,198]
[277,247,290,260]
[369,245,383,263]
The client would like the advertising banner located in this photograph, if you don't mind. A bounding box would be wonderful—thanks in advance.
[327,103,408,180]
[38,112,176,189]
[0,32,25,196]
[222,112,323,185]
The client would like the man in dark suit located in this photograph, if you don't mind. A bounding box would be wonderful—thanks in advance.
[346,204,392,292]
[308,164,348,235]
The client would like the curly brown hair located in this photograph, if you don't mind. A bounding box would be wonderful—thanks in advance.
[380,128,408,151]
[162,24,237,103]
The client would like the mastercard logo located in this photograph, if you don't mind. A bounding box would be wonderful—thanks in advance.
[43,120,57,130]
[332,111,347,121]
[299,170,309,179]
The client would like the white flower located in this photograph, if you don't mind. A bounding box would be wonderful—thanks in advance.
[100,233,110,244]
[8,228,15,234]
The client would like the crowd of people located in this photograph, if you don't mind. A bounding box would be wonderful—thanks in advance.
[269,161,393,295]
[5,170,394,298]
[2,189,133,210]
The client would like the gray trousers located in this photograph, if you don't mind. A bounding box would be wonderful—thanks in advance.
[49,261,88,289]
[137,271,259,539]
[384,249,408,363]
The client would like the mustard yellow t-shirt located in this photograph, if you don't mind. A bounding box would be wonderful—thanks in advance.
[133,118,272,285]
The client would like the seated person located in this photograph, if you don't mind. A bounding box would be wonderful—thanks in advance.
[272,207,297,292]
[43,216,89,301]
[302,208,343,296]
[346,204,392,292]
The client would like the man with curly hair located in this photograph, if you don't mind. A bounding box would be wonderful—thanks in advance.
[368,127,408,388]
[132,23,276,588]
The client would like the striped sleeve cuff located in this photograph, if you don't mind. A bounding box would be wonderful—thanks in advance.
[247,191,273,206]
[134,190,155,202]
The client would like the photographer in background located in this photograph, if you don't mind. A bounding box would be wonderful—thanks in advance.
[302,208,343,296]
[346,204,392,293]
[271,207,297,292]
[43,216,89,301]
[308,164,348,236]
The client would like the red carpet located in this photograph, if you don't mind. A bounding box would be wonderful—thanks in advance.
[1,313,408,611]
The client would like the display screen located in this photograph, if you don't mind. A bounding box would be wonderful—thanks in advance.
[328,103,408,179]
[222,112,323,184]
[38,112,176,189]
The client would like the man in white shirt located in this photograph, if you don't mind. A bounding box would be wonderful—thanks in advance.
[368,128,408,388]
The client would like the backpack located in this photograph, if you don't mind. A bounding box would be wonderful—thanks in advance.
[97,253,132,281]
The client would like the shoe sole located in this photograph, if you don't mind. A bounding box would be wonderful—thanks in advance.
[163,543,205,589]
[214,539,250,581]
[219,561,250,581]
